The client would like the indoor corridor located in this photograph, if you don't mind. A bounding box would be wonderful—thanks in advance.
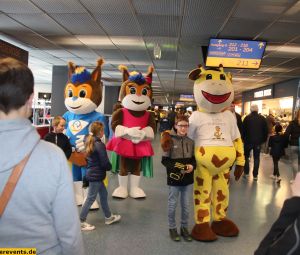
[82,134,294,255]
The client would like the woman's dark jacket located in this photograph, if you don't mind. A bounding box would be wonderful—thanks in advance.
[255,197,300,255]
[44,132,72,159]
[268,134,288,158]
[285,120,300,146]
[86,137,112,182]
[161,134,196,186]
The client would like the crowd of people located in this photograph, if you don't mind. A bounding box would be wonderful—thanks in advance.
[0,58,299,254]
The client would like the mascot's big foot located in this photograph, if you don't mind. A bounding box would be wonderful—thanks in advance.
[191,223,217,242]
[112,175,128,199]
[129,175,146,198]
[211,218,239,237]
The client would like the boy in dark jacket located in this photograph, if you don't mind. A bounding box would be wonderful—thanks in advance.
[161,115,196,242]
[269,124,288,183]
[44,116,72,159]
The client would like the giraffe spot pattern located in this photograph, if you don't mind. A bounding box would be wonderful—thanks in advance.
[211,154,229,168]
[197,209,209,223]
[194,190,201,195]
[196,177,204,186]
[224,172,230,180]
[203,190,208,194]
[236,151,242,157]
[195,199,200,205]
[199,146,205,156]
[213,174,219,180]
[217,190,226,202]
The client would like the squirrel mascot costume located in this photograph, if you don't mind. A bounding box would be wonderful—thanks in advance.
[106,66,155,199]
[63,59,108,207]
[162,65,245,241]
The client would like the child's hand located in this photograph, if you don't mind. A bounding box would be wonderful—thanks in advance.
[291,173,300,197]
[185,164,193,173]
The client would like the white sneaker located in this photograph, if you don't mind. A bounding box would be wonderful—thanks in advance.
[290,180,294,184]
[243,174,249,179]
[105,214,121,225]
[81,221,95,231]
[269,175,276,179]
[276,176,282,183]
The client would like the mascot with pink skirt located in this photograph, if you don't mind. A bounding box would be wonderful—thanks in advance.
[107,65,155,198]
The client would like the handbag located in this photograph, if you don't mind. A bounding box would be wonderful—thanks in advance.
[0,154,31,217]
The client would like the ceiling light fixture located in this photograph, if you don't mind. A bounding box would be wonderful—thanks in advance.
[154,44,161,59]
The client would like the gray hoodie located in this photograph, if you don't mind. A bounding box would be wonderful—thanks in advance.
[0,119,84,255]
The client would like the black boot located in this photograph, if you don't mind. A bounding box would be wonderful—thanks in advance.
[180,227,192,241]
[169,228,180,241]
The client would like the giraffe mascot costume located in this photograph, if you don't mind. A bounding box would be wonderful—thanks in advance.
[186,65,245,241]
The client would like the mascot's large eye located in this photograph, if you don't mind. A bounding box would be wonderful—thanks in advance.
[206,74,212,80]
[79,89,87,98]
[220,74,226,80]
[142,88,148,95]
[67,89,73,97]
[129,87,136,94]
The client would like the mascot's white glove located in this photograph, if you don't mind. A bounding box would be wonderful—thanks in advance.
[75,135,85,152]
[141,126,154,140]
[132,129,146,144]
[115,125,142,139]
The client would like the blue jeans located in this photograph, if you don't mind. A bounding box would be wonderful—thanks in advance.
[80,181,111,221]
[244,144,261,177]
[168,185,191,229]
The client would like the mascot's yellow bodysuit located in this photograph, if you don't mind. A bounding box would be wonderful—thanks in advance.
[188,65,245,241]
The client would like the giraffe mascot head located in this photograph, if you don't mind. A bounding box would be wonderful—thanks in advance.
[187,64,245,242]
[106,66,156,199]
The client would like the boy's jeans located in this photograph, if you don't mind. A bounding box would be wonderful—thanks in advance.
[80,181,111,221]
[168,184,191,229]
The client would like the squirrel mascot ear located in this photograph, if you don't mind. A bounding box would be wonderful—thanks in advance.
[188,64,204,81]
[68,62,76,80]
[91,58,104,84]
[119,65,129,82]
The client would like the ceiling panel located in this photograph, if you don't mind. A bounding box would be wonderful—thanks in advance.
[133,0,182,16]
[259,21,300,43]
[121,50,151,61]
[220,18,270,39]
[94,14,140,36]
[94,49,127,60]
[80,0,132,14]
[233,0,292,21]
[30,0,87,13]
[49,14,106,35]
[0,14,31,33]
[137,15,180,37]
[9,14,69,36]
[0,0,42,14]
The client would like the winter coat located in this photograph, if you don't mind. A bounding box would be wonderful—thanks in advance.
[285,120,300,146]
[0,119,84,255]
[255,197,300,255]
[161,134,196,186]
[86,137,112,182]
[269,134,288,158]
[242,112,268,145]
[44,132,72,159]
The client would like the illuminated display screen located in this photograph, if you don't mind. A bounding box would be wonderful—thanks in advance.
[179,94,194,102]
[206,39,266,69]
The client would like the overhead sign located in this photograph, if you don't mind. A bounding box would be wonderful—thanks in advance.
[179,94,194,102]
[254,89,272,98]
[206,39,266,69]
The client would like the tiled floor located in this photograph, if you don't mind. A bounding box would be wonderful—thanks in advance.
[81,135,294,255]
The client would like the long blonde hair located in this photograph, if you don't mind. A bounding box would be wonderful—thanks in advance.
[85,121,104,156]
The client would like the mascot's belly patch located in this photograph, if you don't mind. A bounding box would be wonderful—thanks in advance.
[69,120,89,135]
[195,146,235,175]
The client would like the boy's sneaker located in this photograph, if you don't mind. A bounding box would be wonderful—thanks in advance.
[290,180,294,184]
[169,228,180,242]
[269,174,276,179]
[81,221,95,231]
[253,176,258,181]
[105,214,121,225]
[180,227,192,242]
